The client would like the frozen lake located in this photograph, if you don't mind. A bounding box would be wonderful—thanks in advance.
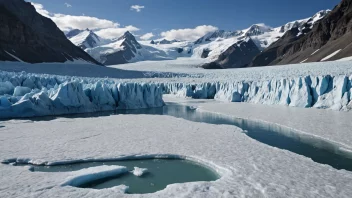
[8,103,352,172]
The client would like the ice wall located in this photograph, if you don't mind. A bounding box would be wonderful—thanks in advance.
[0,71,164,119]
[161,75,352,111]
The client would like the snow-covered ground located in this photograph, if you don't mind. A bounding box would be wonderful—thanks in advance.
[111,58,352,81]
[1,114,352,198]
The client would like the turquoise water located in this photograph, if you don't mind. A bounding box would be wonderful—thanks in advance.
[26,159,219,194]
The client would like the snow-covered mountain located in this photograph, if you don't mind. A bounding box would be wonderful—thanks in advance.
[66,10,330,66]
[194,30,242,44]
[67,29,106,50]
[250,1,351,66]
[83,32,193,65]
[68,31,193,65]
[198,9,330,68]
[202,37,261,69]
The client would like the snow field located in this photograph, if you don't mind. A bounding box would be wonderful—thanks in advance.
[1,115,352,197]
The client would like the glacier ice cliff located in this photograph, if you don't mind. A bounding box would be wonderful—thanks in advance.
[1,70,351,119]
[161,74,352,111]
[0,71,164,119]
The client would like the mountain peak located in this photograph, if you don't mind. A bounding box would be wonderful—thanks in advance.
[124,31,133,36]
[69,29,103,50]
[243,24,272,36]
[118,31,136,41]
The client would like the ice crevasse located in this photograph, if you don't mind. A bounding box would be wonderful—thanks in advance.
[0,71,164,119]
[161,75,352,111]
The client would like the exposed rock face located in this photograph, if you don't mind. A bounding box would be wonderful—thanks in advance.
[150,39,179,45]
[249,25,312,66]
[158,39,173,44]
[201,49,211,58]
[250,0,352,66]
[202,38,261,69]
[0,0,101,65]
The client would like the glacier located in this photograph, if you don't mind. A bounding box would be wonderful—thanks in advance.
[1,59,352,120]
[161,74,352,111]
[0,71,164,119]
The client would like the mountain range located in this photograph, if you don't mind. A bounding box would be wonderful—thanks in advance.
[250,0,352,67]
[65,9,334,68]
[201,10,331,68]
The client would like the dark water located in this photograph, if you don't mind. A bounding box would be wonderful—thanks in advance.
[26,159,219,194]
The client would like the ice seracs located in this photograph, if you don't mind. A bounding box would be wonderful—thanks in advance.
[0,70,165,119]
[160,73,352,111]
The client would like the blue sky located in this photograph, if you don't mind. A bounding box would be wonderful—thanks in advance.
[31,0,341,40]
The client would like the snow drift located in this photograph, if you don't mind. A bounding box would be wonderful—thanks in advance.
[161,74,352,111]
[0,71,164,119]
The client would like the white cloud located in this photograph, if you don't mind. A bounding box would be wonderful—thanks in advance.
[95,26,140,39]
[140,33,155,40]
[31,2,139,39]
[161,25,218,41]
[31,2,118,31]
[31,2,50,18]
[131,5,145,12]
[64,3,72,8]
[51,13,119,31]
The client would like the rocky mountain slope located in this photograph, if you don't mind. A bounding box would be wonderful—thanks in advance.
[202,37,261,69]
[201,10,330,69]
[249,1,351,66]
[0,0,101,65]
